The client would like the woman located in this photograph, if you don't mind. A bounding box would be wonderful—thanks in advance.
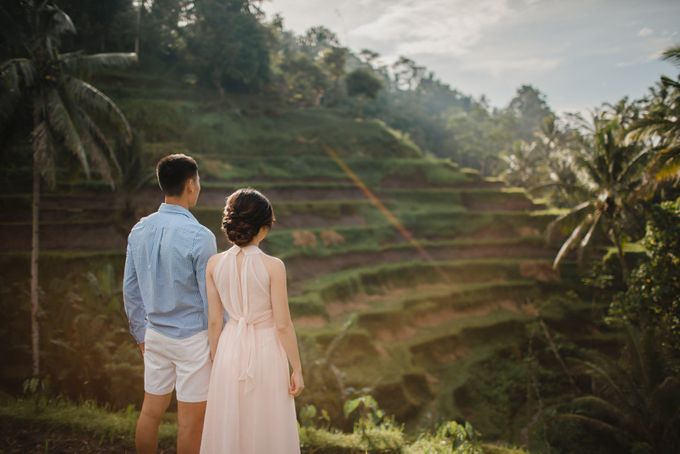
[200,188,303,453]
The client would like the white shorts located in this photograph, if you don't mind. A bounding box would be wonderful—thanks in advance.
[143,328,211,402]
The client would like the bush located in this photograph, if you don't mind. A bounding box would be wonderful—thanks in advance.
[609,199,680,353]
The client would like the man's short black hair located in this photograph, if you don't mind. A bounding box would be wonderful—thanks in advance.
[156,154,198,196]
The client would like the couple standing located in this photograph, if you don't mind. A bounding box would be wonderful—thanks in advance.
[123,153,303,453]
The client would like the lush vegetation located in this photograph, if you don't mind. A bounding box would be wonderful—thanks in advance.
[1,1,678,453]
[0,393,528,453]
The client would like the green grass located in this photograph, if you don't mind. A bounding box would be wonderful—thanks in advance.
[320,310,536,428]
[193,199,374,222]
[114,95,426,161]
[0,397,527,453]
[263,211,553,259]
[196,153,472,187]
[0,398,176,447]
[356,280,536,322]
[277,236,546,261]
[291,259,545,312]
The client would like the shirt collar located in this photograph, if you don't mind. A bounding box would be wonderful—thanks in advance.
[158,202,198,222]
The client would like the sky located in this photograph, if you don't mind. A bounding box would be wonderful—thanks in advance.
[261,0,680,113]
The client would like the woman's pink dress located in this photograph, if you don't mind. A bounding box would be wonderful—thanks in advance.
[200,244,300,453]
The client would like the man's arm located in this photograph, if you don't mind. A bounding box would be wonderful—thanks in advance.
[123,242,147,346]
[193,229,217,319]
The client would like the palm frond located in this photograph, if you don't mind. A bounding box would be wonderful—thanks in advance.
[574,152,604,187]
[40,3,76,37]
[578,209,602,263]
[569,396,644,437]
[654,159,680,182]
[653,143,680,165]
[617,147,650,184]
[570,357,642,414]
[546,200,591,243]
[551,414,632,444]
[75,106,119,187]
[659,75,680,89]
[73,107,115,186]
[1,58,36,93]
[661,45,680,68]
[66,77,132,143]
[649,376,680,421]
[45,87,89,176]
[60,52,138,74]
[553,215,589,269]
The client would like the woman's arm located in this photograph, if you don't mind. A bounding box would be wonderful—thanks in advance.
[206,255,224,361]
[269,256,304,396]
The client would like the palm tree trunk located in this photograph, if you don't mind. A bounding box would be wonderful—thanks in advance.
[30,153,40,377]
[610,227,629,283]
[135,0,144,56]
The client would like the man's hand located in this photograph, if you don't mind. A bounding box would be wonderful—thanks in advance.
[139,342,145,356]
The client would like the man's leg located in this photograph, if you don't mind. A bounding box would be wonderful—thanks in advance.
[136,391,173,454]
[177,400,207,454]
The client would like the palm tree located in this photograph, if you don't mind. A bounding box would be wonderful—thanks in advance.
[0,1,136,377]
[627,46,680,187]
[547,109,649,277]
[501,140,544,188]
[552,325,680,453]
[526,115,582,206]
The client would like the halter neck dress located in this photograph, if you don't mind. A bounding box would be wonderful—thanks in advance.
[200,244,300,453]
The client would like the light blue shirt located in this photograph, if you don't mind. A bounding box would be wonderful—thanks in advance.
[123,202,218,343]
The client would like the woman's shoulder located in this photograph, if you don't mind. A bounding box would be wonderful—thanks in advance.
[260,252,286,275]
[207,250,228,271]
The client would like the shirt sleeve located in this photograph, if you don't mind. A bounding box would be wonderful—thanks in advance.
[193,229,217,320]
[123,242,147,343]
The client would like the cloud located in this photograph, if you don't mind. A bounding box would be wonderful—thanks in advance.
[461,56,562,77]
[349,0,512,56]
[637,27,654,37]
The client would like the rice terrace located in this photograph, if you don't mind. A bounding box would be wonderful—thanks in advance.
[0,1,678,453]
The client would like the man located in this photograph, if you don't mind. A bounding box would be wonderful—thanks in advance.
[123,153,217,454]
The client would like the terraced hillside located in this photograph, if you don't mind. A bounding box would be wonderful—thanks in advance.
[0,76,584,442]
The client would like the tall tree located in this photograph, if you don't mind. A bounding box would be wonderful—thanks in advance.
[547,109,649,277]
[0,0,135,377]
[187,0,270,96]
[507,84,553,142]
[58,0,137,53]
[346,68,382,116]
[298,25,339,57]
[319,46,347,106]
[627,46,680,188]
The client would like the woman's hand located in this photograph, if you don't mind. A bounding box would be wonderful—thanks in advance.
[289,369,304,397]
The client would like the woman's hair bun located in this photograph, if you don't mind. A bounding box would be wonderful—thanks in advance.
[221,188,275,246]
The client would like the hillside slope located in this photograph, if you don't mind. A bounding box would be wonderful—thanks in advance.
[0,72,596,443]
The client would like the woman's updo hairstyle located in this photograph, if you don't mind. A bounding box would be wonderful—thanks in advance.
[222,188,275,246]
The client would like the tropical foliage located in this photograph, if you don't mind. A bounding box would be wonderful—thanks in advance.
[0,0,135,377]
[545,108,649,273]
[609,199,680,352]
[0,3,678,454]
[551,325,680,454]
